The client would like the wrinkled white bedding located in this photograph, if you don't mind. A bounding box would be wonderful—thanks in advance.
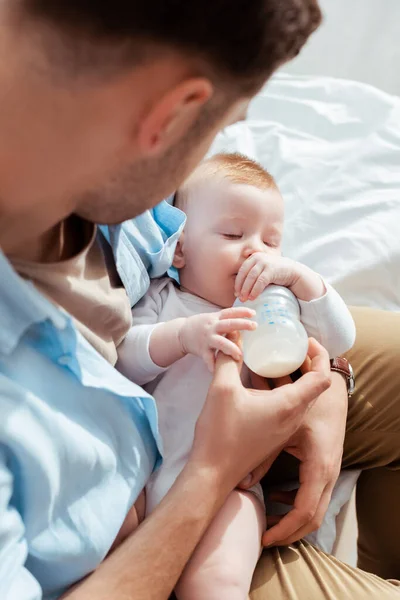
[211,74,400,311]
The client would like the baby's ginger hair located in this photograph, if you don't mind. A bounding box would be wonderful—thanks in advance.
[175,153,277,211]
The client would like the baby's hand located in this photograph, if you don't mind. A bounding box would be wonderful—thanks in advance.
[235,253,326,302]
[179,307,257,372]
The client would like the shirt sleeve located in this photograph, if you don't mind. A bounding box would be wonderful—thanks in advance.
[117,281,169,386]
[298,283,356,358]
[0,447,42,600]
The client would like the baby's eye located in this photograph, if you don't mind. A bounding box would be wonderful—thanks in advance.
[222,233,242,240]
[263,240,278,248]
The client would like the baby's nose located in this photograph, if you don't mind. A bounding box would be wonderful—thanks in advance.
[243,242,264,258]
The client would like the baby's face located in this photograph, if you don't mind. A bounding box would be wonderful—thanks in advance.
[178,178,284,307]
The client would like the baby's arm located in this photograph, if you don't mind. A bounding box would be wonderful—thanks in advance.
[117,279,257,382]
[117,282,169,385]
[298,285,356,357]
[235,253,326,302]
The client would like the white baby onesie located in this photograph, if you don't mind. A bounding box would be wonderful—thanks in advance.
[118,277,356,515]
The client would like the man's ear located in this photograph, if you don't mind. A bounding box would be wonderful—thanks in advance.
[172,235,185,269]
[138,78,213,157]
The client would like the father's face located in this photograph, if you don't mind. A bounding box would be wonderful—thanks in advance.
[0,15,252,246]
[0,14,250,230]
[74,98,249,225]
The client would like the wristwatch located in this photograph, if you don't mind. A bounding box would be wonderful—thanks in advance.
[330,357,355,397]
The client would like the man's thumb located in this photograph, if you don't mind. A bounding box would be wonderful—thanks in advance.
[284,370,331,412]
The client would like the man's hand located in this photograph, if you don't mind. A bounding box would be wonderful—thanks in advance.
[240,361,347,547]
[190,337,331,496]
[263,369,347,546]
[234,253,326,302]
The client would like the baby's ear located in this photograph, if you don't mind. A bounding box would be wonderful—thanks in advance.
[172,235,185,269]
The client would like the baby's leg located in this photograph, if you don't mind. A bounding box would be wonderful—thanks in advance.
[108,490,146,555]
[175,489,266,600]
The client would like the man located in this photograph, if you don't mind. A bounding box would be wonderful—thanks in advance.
[0,1,398,599]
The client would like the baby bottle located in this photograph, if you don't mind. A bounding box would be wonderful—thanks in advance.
[234,285,309,378]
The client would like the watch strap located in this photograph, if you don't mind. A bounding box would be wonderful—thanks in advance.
[330,357,355,396]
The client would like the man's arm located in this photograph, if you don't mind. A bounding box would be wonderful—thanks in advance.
[0,447,43,600]
[62,338,330,600]
[61,465,227,600]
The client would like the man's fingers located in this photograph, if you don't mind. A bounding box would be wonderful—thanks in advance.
[253,370,330,414]
[269,485,333,547]
[306,338,331,377]
[278,370,331,416]
[253,338,330,404]
[262,477,323,546]
[213,332,243,385]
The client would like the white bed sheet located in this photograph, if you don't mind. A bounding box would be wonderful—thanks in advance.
[210,73,400,312]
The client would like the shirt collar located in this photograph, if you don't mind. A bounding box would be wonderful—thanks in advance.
[0,251,68,357]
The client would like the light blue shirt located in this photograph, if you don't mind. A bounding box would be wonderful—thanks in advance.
[0,200,186,599]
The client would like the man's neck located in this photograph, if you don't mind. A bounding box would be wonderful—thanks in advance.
[8,224,62,263]
[3,215,87,263]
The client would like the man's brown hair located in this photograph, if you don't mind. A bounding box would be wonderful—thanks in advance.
[22,0,322,95]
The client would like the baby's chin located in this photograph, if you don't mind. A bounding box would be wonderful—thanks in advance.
[181,279,236,308]
[216,289,237,309]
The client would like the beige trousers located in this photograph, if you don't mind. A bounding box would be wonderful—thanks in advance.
[251,307,400,598]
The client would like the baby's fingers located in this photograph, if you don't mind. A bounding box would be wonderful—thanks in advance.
[212,335,243,362]
[234,256,257,297]
[219,307,255,319]
[239,264,266,301]
[216,318,257,335]
[248,270,273,300]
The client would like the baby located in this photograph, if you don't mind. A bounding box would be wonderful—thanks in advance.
[118,153,356,599]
